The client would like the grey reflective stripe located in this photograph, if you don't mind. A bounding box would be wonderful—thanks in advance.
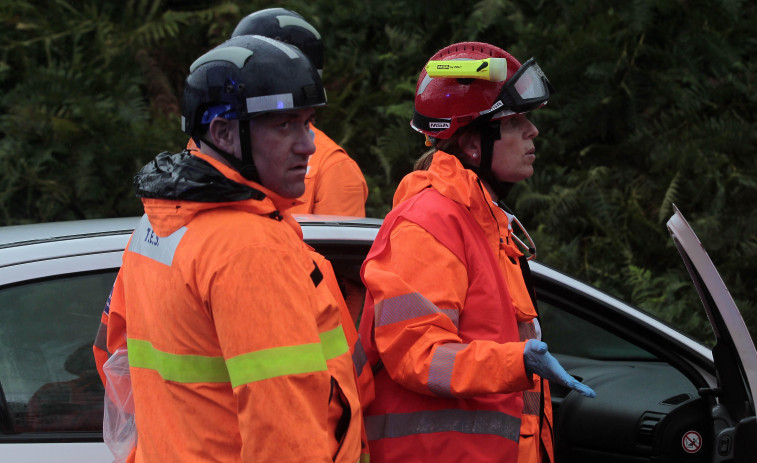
[94,322,109,354]
[522,390,541,416]
[352,336,368,376]
[366,409,520,443]
[128,215,187,266]
[277,15,322,39]
[246,93,294,113]
[417,74,431,95]
[253,35,300,59]
[518,321,536,341]
[428,343,467,397]
[375,292,459,329]
[190,46,254,72]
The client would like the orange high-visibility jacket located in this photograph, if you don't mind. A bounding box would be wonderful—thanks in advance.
[357,151,553,463]
[187,125,367,217]
[93,149,364,463]
[289,125,368,217]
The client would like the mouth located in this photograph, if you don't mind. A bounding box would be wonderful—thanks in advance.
[525,147,536,158]
[289,164,308,174]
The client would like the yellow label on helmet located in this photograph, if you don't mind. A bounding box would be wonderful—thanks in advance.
[425,58,507,82]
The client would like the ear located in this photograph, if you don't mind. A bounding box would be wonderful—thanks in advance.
[458,130,482,166]
[208,117,238,155]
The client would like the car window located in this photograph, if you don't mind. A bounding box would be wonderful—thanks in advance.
[539,299,657,360]
[0,270,117,434]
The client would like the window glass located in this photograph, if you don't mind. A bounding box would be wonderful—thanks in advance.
[0,270,117,433]
[539,300,657,360]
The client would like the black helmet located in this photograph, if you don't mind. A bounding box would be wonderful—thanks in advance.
[231,8,323,75]
[181,35,326,181]
[181,34,326,137]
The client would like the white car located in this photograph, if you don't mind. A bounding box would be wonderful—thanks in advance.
[0,208,753,462]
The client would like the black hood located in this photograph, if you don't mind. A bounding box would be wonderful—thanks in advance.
[134,150,265,203]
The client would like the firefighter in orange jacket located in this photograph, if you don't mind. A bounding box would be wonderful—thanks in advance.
[223,8,368,217]
[356,42,596,463]
[222,7,369,333]
[184,8,369,324]
[93,36,365,462]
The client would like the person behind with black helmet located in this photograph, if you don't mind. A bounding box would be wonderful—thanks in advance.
[227,7,370,325]
[188,7,369,218]
[356,42,596,463]
[93,35,364,462]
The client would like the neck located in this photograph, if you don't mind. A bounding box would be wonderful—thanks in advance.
[480,179,499,202]
[483,178,516,205]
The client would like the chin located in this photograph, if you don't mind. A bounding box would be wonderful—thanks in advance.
[282,188,306,199]
[501,172,533,183]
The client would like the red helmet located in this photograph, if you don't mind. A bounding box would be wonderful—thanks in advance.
[412,42,553,140]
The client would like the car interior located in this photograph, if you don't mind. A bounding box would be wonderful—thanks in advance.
[0,270,117,441]
[535,274,715,463]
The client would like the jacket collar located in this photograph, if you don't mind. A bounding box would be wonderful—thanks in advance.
[137,149,302,238]
[394,151,500,239]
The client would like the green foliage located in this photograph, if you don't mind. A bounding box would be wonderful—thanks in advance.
[512,0,757,343]
[0,0,235,222]
[2,0,756,343]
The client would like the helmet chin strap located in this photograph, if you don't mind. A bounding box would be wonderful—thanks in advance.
[464,121,514,202]
[236,120,260,182]
[196,119,261,183]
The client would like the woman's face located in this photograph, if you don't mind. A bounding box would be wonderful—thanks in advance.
[489,114,539,183]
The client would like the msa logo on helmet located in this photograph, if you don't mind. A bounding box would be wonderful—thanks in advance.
[429,122,450,129]
[480,100,504,116]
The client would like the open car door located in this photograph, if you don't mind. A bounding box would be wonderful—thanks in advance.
[667,205,757,462]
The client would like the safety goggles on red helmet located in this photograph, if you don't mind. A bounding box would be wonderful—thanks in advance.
[490,58,554,117]
[413,57,553,138]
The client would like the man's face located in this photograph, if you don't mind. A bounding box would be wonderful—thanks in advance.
[248,108,316,198]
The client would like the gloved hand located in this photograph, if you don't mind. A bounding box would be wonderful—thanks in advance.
[523,339,596,398]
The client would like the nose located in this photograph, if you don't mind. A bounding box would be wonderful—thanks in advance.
[295,124,317,156]
[524,117,539,139]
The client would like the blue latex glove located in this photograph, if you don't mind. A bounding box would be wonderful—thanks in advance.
[523,339,596,398]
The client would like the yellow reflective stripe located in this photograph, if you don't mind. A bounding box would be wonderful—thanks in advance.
[128,326,347,388]
[226,342,327,388]
[320,325,349,361]
[127,338,230,383]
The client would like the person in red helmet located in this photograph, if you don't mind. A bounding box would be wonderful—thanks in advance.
[356,42,596,463]
[188,8,368,218]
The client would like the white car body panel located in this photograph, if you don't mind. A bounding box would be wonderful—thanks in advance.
[667,206,757,419]
[0,442,113,462]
